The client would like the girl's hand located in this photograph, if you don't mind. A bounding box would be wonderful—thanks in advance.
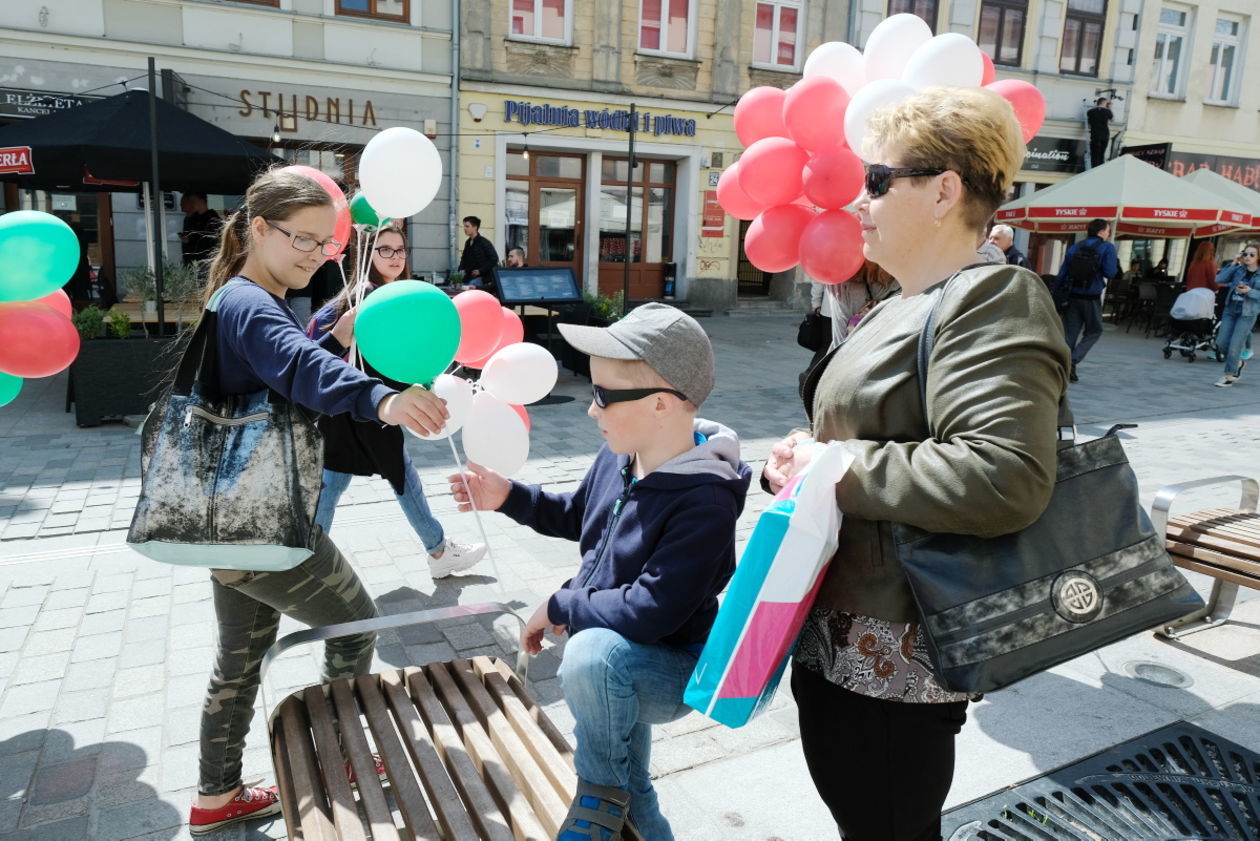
[331,307,357,346]
[377,385,448,436]
[762,430,814,494]
[447,461,511,512]
[521,601,566,656]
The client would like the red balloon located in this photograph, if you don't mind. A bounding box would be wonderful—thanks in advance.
[799,210,865,285]
[986,80,1045,144]
[802,147,865,211]
[980,52,997,86]
[279,165,351,258]
[783,77,850,153]
[0,302,80,377]
[510,404,530,433]
[464,306,525,369]
[716,163,765,221]
[737,138,810,208]
[452,290,504,364]
[745,204,816,273]
[733,87,789,147]
[34,289,72,319]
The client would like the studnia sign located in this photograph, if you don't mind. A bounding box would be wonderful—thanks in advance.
[503,100,697,137]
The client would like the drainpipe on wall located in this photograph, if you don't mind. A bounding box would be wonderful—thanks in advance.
[449,0,461,272]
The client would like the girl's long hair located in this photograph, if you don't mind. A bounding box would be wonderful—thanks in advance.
[1191,240,1216,264]
[202,168,334,308]
[319,223,407,329]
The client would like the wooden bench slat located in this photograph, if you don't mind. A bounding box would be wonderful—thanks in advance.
[329,679,402,841]
[1166,526,1260,562]
[271,706,309,841]
[301,686,368,841]
[278,695,338,841]
[354,674,442,841]
[1169,518,1260,548]
[380,670,482,841]
[1168,556,1260,591]
[483,658,577,764]
[451,659,568,836]
[428,661,551,841]
[1170,509,1260,540]
[1168,541,1260,579]
[406,667,517,841]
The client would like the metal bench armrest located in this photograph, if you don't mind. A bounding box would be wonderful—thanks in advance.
[1151,475,1259,535]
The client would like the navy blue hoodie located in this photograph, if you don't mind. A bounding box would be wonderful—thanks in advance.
[499,419,752,648]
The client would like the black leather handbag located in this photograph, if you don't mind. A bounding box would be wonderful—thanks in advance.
[895,281,1203,694]
[796,311,830,352]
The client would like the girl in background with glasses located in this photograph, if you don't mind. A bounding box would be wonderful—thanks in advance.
[309,223,487,578]
[188,169,451,835]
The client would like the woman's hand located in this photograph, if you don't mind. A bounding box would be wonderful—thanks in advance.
[447,461,511,512]
[377,385,448,436]
[521,601,566,656]
[331,307,357,346]
[762,430,814,494]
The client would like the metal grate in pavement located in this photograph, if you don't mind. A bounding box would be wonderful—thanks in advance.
[944,722,1260,840]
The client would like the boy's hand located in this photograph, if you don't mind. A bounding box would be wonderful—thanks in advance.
[763,430,814,493]
[521,602,566,655]
[378,386,449,437]
[448,461,511,512]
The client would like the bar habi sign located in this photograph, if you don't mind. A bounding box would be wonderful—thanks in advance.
[238,90,378,136]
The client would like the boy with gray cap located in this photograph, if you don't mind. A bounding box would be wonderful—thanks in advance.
[450,303,751,841]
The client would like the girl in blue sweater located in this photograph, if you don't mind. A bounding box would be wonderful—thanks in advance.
[187,169,449,836]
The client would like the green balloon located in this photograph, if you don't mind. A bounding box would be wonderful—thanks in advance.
[0,372,22,407]
[0,211,79,302]
[350,193,388,228]
[356,280,460,384]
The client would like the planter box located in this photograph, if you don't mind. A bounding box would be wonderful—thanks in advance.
[557,308,610,379]
[69,337,176,426]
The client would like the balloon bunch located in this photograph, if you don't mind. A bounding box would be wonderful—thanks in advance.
[0,211,84,406]
[717,13,1046,284]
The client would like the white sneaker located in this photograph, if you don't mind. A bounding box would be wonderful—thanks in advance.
[1214,375,1236,388]
[428,539,487,578]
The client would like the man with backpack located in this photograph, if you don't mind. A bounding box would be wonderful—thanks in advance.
[1053,218,1119,382]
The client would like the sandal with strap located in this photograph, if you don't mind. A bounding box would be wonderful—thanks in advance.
[556,779,631,841]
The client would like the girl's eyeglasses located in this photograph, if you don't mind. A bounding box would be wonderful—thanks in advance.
[374,246,407,259]
[264,220,343,257]
[592,384,688,408]
[863,164,946,198]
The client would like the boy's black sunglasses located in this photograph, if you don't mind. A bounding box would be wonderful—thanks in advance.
[863,164,946,198]
[592,384,689,408]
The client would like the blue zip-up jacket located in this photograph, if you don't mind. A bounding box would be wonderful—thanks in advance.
[499,419,752,647]
[1215,263,1260,318]
[1053,235,1119,298]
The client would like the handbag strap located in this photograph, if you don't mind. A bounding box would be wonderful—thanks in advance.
[171,279,284,405]
[917,273,1076,444]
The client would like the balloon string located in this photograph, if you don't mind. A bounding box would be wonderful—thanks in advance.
[447,434,501,586]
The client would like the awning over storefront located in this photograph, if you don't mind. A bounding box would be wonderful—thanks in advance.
[1181,168,1260,233]
[0,89,281,194]
[996,154,1252,238]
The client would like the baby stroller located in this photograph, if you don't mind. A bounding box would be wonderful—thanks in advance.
[1162,287,1218,363]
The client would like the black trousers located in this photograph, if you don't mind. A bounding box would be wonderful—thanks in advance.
[791,665,969,841]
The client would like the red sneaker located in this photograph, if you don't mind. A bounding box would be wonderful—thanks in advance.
[345,754,389,788]
[188,785,282,836]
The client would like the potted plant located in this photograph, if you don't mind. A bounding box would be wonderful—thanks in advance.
[67,304,179,427]
[106,308,133,340]
[122,262,201,311]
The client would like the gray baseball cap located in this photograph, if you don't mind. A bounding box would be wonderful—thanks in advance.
[558,303,715,406]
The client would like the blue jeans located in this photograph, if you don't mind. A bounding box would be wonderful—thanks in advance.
[314,452,445,554]
[1218,307,1259,376]
[1061,296,1103,365]
[559,628,697,841]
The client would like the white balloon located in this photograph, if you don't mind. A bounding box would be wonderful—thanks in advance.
[478,343,559,405]
[862,13,933,82]
[462,392,529,476]
[407,374,474,441]
[842,79,917,157]
[902,33,984,90]
[358,127,443,219]
[803,42,866,99]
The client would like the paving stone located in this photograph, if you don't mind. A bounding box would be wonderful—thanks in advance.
[107,695,167,734]
[78,609,126,637]
[40,717,107,764]
[116,641,167,670]
[1,587,47,609]
[41,588,90,611]
[61,658,118,694]
[0,680,61,718]
[0,748,39,799]
[28,755,96,805]
[51,688,108,726]
[98,726,163,775]
[96,796,184,841]
[21,629,75,657]
[30,606,82,633]
[0,604,40,630]
[0,798,21,833]
[127,596,171,619]
[1,814,89,841]
[69,631,123,663]
[8,652,72,687]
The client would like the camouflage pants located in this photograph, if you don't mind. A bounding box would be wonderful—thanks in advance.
[198,530,379,796]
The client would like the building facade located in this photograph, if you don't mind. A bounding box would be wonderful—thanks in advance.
[456,0,854,312]
[0,0,455,292]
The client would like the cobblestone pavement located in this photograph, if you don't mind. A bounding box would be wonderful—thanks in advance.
[0,315,1257,839]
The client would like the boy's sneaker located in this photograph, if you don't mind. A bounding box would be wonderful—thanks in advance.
[558,779,631,841]
[188,785,281,836]
[1242,348,1254,361]
[429,539,487,579]
[1214,375,1236,388]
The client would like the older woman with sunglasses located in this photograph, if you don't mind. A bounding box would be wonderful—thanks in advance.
[762,87,1068,841]
[1213,244,1260,387]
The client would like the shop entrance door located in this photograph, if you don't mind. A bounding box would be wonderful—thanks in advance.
[505,151,584,281]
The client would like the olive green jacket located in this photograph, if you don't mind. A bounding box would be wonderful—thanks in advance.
[808,264,1070,622]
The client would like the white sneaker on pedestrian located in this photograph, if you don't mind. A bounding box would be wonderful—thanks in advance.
[428,539,487,578]
[1214,375,1236,388]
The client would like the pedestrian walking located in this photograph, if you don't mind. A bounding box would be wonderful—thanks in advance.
[1053,218,1119,382]
[1213,244,1260,388]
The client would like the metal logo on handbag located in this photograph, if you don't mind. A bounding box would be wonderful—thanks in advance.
[126,280,324,571]
[895,272,1204,695]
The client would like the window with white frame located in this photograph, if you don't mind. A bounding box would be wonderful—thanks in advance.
[1152,5,1192,97]
[1207,15,1245,104]
[753,1,803,69]
[510,0,569,43]
[639,0,694,57]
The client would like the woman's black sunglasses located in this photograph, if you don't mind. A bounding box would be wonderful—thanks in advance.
[592,384,689,408]
[863,164,946,198]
